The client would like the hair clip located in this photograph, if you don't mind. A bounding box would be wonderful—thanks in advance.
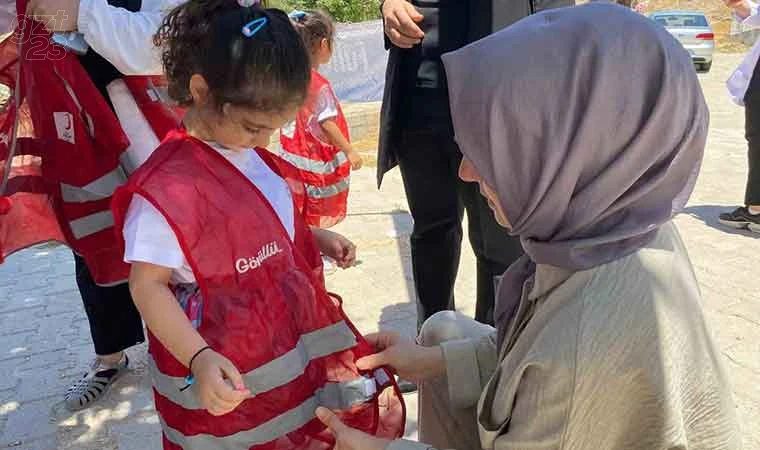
[289,10,307,20]
[242,17,268,37]
[238,0,260,6]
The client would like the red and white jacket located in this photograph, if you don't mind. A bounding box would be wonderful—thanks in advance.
[0,0,182,285]
[279,70,351,228]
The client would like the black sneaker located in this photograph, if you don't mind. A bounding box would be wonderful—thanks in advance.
[718,207,760,233]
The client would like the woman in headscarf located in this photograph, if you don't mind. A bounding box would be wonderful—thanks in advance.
[314,3,740,450]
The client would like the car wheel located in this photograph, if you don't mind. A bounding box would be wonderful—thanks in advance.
[702,62,712,73]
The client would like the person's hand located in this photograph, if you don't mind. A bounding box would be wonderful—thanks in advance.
[192,349,252,416]
[725,0,753,18]
[312,228,357,268]
[316,407,391,450]
[382,0,424,49]
[347,150,363,171]
[725,0,746,8]
[27,0,79,32]
[357,331,445,382]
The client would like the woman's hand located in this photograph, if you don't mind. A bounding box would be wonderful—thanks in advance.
[357,331,445,382]
[27,0,79,32]
[382,0,424,49]
[192,349,252,416]
[311,228,357,269]
[316,407,391,450]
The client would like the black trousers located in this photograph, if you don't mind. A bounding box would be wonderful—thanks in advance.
[74,254,144,356]
[744,60,760,206]
[397,128,524,327]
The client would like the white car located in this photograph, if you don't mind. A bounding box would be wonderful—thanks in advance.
[651,11,714,73]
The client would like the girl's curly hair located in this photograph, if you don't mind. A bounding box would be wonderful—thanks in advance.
[154,1,311,113]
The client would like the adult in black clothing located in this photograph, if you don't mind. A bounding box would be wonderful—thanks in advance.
[26,0,177,411]
[377,0,572,329]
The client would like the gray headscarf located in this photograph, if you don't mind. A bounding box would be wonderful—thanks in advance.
[442,2,708,345]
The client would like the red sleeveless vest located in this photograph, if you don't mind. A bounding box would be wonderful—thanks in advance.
[279,70,351,228]
[0,0,181,285]
[111,131,405,450]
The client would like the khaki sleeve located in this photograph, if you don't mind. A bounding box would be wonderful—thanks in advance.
[440,333,498,409]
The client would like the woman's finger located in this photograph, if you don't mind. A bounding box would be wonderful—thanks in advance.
[356,350,391,371]
[363,331,399,350]
[316,407,347,435]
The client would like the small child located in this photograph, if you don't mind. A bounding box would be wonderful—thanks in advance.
[279,10,360,229]
[111,2,403,449]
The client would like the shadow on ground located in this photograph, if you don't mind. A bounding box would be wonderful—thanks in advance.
[682,205,759,238]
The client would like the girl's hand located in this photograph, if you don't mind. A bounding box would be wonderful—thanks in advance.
[347,151,363,171]
[312,228,357,268]
[316,407,391,450]
[356,331,445,382]
[192,349,251,416]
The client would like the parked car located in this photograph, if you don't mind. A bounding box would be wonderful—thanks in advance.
[650,11,714,73]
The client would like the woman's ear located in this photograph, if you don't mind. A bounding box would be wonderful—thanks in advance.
[189,74,210,106]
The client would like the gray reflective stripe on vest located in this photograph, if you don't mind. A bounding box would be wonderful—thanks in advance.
[150,321,360,410]
[306,178,350,199]
[68,211,114,239]
[278,150,348,175]
[161,381,377,450]
[60,166,127,203]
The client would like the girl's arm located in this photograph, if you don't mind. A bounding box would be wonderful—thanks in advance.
[128,261,207,365]
[129,261,251,415]
[321,119,363,170]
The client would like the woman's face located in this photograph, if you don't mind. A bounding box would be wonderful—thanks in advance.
[459,157,512,229]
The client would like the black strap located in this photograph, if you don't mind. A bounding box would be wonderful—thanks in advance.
[78,0,143,108]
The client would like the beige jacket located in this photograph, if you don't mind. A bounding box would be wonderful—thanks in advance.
[396,222,739,450]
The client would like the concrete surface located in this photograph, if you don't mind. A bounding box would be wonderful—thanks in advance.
[0,53,758,449]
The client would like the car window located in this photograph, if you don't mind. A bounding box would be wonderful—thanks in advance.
[652,14,709,27]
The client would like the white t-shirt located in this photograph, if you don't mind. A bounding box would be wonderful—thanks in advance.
[122,142,295,284]
[281,84,338,143]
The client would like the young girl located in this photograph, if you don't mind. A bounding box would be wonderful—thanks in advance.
[111,2,403,449]
[279,10,360,229]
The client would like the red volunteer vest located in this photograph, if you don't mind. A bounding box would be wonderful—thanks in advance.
[0,1,182,285]
[111,131,404,450]
[279,70,351,228]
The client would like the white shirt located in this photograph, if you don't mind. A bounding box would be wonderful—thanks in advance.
[75,0,183,173]
[281,84,339,143]
[728,1,760,106]
[122,143,295,285]
[77,0,184,75]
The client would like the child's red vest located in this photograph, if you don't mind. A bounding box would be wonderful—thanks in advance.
[111,131,405,450]
[0,0,181,285]
[279,70,351,228]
